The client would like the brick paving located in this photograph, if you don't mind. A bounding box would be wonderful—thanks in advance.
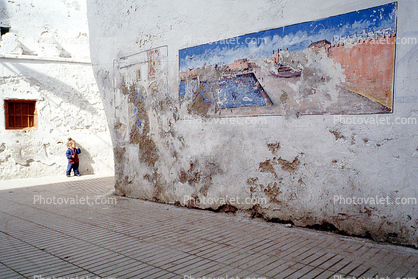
[0,175,417,279]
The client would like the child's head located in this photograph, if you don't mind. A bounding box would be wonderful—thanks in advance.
[67,138,76,149]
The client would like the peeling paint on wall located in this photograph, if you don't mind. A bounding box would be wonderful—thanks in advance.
[112,46,226,203]
[88,0,418,248]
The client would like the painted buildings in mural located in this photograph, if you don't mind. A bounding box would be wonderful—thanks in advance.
[179,3,396,116]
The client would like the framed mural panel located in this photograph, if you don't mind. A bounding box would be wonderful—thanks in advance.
[179,3,397,116]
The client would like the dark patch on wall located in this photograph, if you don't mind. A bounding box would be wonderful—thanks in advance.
[187,90,211,117]
[185,194,200,208]
[263,182,282,204]
[144,171,164,202]
[216,204,238,213]
[306,221,341,233]
[275,156,300,173]
[280,91,288,103]
[259,159,277,178]
[179,159,223,196]
[247,177,259,185]
[259,155,300,177]
[120,83,159,167]
[113,146,127,195]
[267,142,281,154]
[115,175,133,197]
[247,178,285,205]
[182,66,234,116]
[247,177,259,197]
[250,204,295,224]
[250,205,264,219]
[114,121,123,130]
[362,206,372,217]
[267,218,295,226]
[329,129,346,140]
[387,232,398,240]
[298,177,305,185]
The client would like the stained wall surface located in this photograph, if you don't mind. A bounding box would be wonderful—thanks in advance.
[86,0,418,247]
[0,0,114,179]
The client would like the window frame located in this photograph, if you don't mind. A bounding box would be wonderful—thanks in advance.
[0,25,10,36]
[4,99,38,130]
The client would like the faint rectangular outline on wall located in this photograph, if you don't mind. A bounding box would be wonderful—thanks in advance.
[112,45,168,118]
[112,46,168,141]
[4,99,38,130]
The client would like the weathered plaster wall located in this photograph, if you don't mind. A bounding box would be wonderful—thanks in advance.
[0,0,91,60]
[86,0,418,247]
[0,0,114,179]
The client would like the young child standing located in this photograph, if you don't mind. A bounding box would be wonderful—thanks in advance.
[66,138,81,177]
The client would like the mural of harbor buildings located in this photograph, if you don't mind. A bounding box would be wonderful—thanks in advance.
[179,3,397,116]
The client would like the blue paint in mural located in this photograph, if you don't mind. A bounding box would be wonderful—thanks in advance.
[179,80,187,98]
[217,75,267,108]
[180,74,269,108]
[132,88,144,128]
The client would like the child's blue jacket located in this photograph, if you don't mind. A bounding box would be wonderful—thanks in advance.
[66,148,81,164]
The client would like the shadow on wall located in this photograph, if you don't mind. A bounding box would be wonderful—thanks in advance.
[1,60,99,116]
[78,144,95,175]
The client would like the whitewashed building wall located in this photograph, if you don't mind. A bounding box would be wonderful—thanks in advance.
[0,0,114,179]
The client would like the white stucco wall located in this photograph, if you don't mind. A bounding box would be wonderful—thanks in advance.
[86,0,417,247]
[0,0,114,179]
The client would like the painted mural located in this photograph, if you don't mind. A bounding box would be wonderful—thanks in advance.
[179,3,397,116]
[114,46,168,143]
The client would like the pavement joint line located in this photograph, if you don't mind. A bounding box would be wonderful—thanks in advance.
[353,266,373,278]
[166,257,211,274]
[277,262,306,278]
[285,238,320,257]
[0,210,184,277]
[3,197,181,246]
[329,259,356,274]
[300,266,329,279]
[307,253,338,268]
[67,252,122,266]
[79,254,128,270]
[0,229,102,278]
[0,260,27,278]
[317,256,345,270]
[98,261,142,277]
[103,263,153,278]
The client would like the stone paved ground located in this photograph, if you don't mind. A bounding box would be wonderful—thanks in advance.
[0,175,417,279]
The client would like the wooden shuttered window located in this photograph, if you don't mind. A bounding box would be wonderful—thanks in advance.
[5,100,38,130]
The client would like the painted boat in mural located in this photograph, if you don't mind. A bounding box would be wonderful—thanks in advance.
[269,66,302,78]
